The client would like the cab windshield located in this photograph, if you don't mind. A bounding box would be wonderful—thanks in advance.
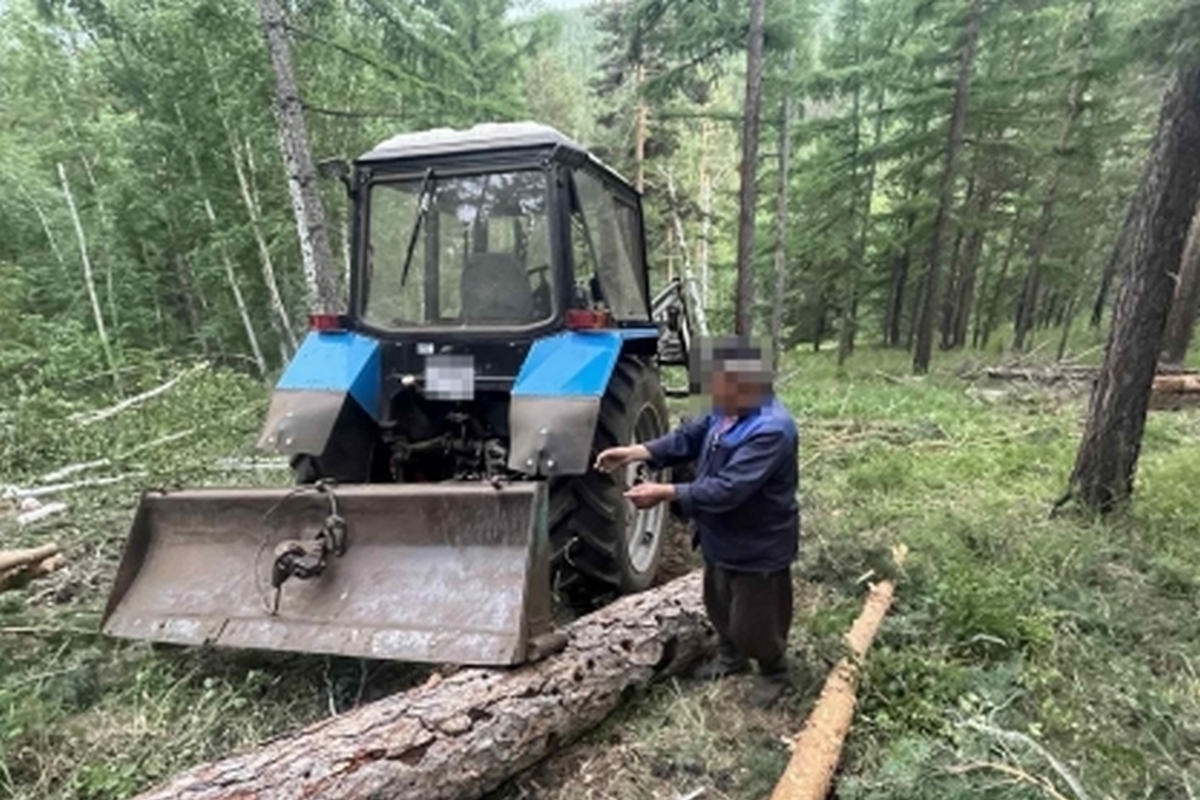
[362,169,554,329]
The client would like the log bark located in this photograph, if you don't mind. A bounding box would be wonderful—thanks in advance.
[770,548,903,800]
[1067,63,1200,513]
[0,553,66,592]
[131,571,714,800]
[0,544,61,574]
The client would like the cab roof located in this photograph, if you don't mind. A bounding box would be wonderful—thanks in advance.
[357,122,634,193]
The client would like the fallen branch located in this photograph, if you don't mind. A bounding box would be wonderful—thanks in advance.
[0,553,66,592]
[959,720,1091,800]
[0,543,60,574]
[8,473,146,501]
[118,429,196,459]
[131,571,714,800]
[770,545,906,800]
[38,458,112,483]
[69,362,209,426]
[16,501,68,527]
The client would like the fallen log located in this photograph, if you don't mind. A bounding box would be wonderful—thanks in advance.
[131,570,714,800]
[0,553,66,592]
[0,543,60,574]
[1153,374,1200,393]
[770,545,905,800]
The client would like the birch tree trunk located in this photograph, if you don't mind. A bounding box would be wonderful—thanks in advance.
[662,171,711,337]
[58,162,119,392]
[175,104,269,377]
[16,182,68,282]
[257,0,340,313]
[230,136,299,353]
[1066,63,1200,513]
[734,0,766,336]
[912,0,982,374]
[771,53,795,371]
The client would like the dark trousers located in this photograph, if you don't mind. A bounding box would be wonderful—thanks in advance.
[702,561,793,669]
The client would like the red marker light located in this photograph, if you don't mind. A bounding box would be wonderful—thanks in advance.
[309,313,345,331]
[565,308,613,330]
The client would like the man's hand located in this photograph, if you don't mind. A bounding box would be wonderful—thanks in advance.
[624,482,676,509]
[593,444,650,474]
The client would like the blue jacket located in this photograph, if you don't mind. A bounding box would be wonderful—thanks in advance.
[645,397,800,572]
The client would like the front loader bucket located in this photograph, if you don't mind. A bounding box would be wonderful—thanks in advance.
[101,482,552,666]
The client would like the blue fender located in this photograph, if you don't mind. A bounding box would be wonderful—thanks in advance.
[257,331,382,456]
[507,328,659,476]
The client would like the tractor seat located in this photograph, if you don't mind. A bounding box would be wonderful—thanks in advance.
[462,252,536,323]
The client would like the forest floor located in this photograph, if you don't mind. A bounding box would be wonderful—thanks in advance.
[2,341,1199,800]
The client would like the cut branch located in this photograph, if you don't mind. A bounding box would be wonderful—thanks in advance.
[69,363,208,426]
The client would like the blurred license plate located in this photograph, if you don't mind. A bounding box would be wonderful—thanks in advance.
[425,354,475,400]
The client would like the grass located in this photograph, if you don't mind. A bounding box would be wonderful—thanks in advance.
[2,342,1200,799]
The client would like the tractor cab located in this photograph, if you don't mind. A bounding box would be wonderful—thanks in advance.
[352,123,652,339]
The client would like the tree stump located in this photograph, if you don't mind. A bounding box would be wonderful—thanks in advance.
[131,571,713,800]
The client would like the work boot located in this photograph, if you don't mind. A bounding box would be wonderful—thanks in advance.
[748,658,790,708]
[692,643,750,681]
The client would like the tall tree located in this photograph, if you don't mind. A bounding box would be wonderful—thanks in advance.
[257,0,339,313]
[734,0,766,336]
[1159,202,1200,366]
[1065,62,1200,513]
[771,49,796,368]
[913,0,983,374]
[1011,0,1098,352]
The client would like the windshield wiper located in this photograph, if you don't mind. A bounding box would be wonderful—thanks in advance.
[400,168,435,288]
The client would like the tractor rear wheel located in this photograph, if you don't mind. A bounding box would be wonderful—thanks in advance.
[549,357,670,604]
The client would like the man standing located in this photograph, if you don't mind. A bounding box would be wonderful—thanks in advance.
[594,337,800,707]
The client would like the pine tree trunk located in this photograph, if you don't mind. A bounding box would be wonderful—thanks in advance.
[951,193,991,349]
[635,62,647,194]
[1012,0,1097,352]
[58,162,120,393]
[885,209,915,348]
[912,0,982,374]
[978,188,1029,349]
[734,0,766,336]
[1091,193,1139,329]
[1067,64,1200,514]
[771,55,795,371]
[257,0,340,313]
[698,121,712,312]
[130,572,713,800]
[1159,202,1200,366]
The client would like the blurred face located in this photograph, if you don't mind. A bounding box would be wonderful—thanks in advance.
[710,369,765,415]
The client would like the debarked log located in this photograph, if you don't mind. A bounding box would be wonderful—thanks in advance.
[131,570,714,800]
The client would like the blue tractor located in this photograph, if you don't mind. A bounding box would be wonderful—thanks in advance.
[101,123,695,666]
